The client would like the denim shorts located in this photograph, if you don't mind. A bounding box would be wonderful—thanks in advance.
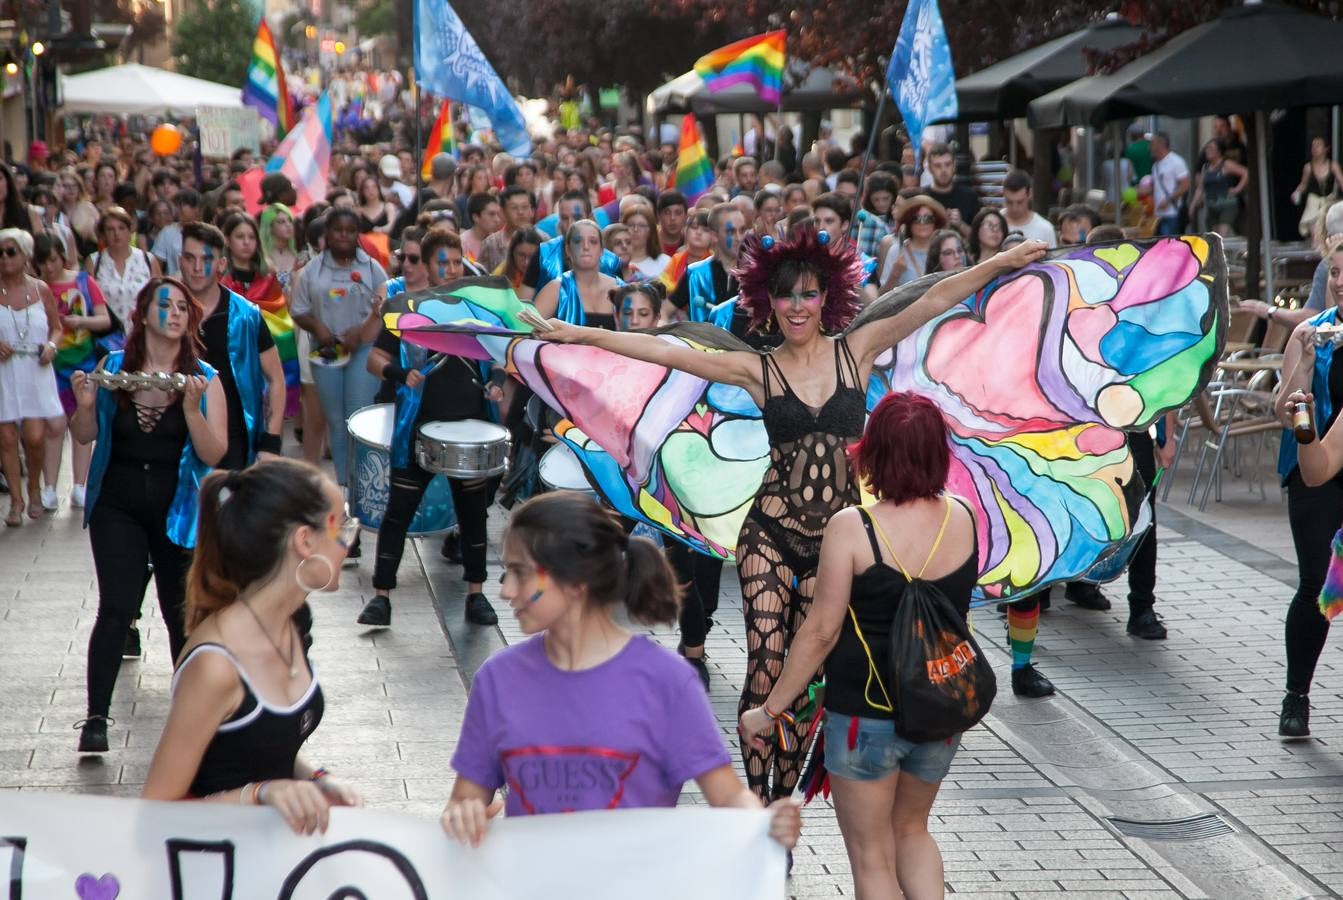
[824,712,960,784]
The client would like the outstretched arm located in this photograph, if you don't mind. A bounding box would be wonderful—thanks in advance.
[540,319,763,398]
[848,239,1048,369]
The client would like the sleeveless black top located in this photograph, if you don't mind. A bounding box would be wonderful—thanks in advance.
[744,339,866,572]
[825,501,978,721]
[178,643,325,797]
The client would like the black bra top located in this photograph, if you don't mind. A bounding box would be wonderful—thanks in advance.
[760,337,866,448]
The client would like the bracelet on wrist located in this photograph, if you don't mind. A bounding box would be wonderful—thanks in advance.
[252,780,268,805]
[310,767,330,782]
[762,703,799,752]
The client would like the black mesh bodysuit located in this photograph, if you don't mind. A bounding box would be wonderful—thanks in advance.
[738,337,865,800]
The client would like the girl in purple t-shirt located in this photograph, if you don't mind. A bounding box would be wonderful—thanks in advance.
[442,492,801,848]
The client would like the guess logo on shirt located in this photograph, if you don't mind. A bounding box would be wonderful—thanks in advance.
[501,746,641,814]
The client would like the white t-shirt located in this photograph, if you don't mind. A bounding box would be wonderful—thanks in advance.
[1151,152,1190,220]
[1006,212,1057,248]
[632,254,671,279]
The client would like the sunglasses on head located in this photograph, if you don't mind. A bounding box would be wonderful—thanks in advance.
[0,246,20,258]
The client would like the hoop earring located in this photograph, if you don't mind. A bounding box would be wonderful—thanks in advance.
[295,554,335,593]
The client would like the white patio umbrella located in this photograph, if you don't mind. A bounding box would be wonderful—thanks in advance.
[60,63,242,117]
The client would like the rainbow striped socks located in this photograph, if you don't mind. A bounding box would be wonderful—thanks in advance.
[1007,599,1040,670]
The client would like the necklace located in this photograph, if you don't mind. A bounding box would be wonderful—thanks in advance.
[240,600,300,679]
[5,287,31,344]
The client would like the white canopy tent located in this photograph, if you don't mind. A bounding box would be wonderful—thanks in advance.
[60,63,242,117]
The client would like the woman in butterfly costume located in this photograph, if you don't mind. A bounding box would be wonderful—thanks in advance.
[541,228,1049,800]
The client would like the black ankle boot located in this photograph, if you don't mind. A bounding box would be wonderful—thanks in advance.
[1279,691,1310,738]
[76,716,112,753]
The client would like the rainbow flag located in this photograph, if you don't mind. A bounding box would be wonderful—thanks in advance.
[673,114,713,204]
[1320,528,1343,622]
[694,30,786,105]
[421,100,458,180]
[242,20,295,139]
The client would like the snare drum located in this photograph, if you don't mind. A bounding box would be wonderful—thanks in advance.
[538,443,596,497]
[348,404,456,535]
[416,420,510,478]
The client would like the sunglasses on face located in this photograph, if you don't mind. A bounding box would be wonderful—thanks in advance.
[330,511,361,549]
[0,245,20,258]
[912,214,935,224]
[400,253,422,265]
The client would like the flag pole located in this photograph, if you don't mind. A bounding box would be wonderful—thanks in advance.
[773,33,785,163]
[413,71,423,217]
[848,80,889,242]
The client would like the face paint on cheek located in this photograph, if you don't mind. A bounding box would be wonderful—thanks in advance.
[436,250,449,279]
[201,251,214,278]
[724,222,735,251]
[621,298,633,330]
[529,573,548,604]
[156,286,171,328]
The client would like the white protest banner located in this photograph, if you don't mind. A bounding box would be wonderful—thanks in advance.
[0,792,785,898]
[197,106,262,158]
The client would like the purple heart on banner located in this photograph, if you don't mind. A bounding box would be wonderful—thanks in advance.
[74,873,121,900]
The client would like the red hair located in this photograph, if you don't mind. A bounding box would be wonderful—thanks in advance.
[847,392,949,504]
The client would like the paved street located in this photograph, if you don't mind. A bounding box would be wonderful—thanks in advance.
[1,448,1340,898]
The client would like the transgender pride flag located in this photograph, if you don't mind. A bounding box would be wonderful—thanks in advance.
[265,93,331,215]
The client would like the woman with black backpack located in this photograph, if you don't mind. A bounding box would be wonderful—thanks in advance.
[740,391,992,900]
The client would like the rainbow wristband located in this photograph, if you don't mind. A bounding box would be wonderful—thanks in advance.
[310,767,330,782]
[764,705,798,752]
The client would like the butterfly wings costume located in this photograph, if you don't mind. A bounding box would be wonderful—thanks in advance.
[384,235,1227,605]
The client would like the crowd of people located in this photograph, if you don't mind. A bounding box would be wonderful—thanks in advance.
[0,87,1337,898]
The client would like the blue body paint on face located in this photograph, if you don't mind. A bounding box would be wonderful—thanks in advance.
[724,222,736,252]
[156,285,171,329]
[202,250,214,278]
[437,249,449,280]
[621,297,633,331]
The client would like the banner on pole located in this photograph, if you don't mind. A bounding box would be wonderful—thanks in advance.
[197,106,262,158]
[0,792,785,899]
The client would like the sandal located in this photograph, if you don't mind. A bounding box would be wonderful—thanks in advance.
[5,504,23,527]
[27,498,41,519]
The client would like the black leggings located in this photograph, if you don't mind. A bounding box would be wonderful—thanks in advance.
[374,462,492,589]
[666,542,722,648]
[86,465,190,718]
[1285,470,1340,694]
[1126,430,1158,612]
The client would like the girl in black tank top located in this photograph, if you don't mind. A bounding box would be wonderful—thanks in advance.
[141,460,364,834]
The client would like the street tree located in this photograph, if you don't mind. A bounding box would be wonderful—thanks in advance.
[172,0,253,87]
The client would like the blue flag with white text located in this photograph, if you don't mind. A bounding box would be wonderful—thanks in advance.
[414,0,532,157]
[885,0,957,161]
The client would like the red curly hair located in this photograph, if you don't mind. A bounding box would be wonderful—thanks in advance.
[733,225,866,334]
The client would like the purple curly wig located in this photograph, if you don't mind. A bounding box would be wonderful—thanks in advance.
[733,226,866,334]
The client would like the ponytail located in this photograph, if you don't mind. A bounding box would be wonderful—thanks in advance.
[622,535,680,625]
[185,459,329,632]
[507,493,682,624]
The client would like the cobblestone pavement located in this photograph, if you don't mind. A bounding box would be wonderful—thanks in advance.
[2,450,1340,898]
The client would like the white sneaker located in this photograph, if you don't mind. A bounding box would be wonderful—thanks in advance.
[69,484,86,508]
[40,486,58,511]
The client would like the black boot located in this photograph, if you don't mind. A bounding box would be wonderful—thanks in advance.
[1065,582,1111,611]
[357,595,391,628]
[76,716,112,753]
[1279,691,1310,738]
[1011,664,1055,698]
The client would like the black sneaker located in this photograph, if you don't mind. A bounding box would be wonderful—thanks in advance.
[464,592,498,626]
[76,716,111,753]
[356,595,391,628]
[1279,691,1310,738]
[343,533,362,568]
[1011,664,1056,698]
[1065,582,1111,611]
[122,625,142,660]
[440,530,462,563]
[1126,608,1167,640]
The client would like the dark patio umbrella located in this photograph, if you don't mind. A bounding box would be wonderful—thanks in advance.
[944,15,1144,122]
[1027,1,1343,301]
[1027,2,1343,130]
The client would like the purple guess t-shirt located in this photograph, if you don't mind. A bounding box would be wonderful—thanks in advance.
[451,634,731,816]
